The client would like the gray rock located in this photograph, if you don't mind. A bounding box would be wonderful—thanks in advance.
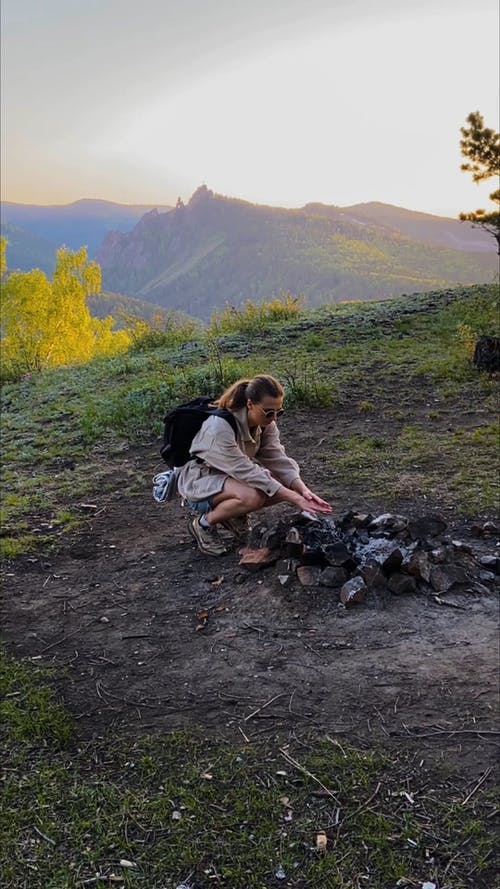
[302,546,327,566]
[340,576,367,606]
[388,572,418,595]
[368,513,408,534]
[408,513,447,540]
[338,510,355,529]
[351,513,374,528]
[247,521,267,548]
[358,561,387,589]
[296,565,322,586]
[430,565,470,592]
[479,555,500,574]
[260,526,286,550]
[403,550,431,583]
[381,546,404,575]
[323,542,354,567]
[355,538,405,573]
[278,574,293,587]
[276,558,300,575]
[429,545,448,563]
[483,521,500,536]
[451,539,473,554]
[286,527,304,559]
[479,570,496,584]
[319,566,347,588]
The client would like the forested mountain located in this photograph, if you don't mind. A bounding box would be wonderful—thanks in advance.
[96,186,498,320]
[0,223,56,274]
[1,199,172,261]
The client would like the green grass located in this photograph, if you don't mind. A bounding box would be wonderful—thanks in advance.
[0,651,72,747]
[1,650,498,889]
[321,421,500,510]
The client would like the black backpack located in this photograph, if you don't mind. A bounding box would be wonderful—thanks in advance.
[160,396,238,467]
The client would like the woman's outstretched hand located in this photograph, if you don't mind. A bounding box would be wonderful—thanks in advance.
[291,481,332,514]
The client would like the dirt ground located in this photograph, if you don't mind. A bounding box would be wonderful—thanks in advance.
[2,409,499,776]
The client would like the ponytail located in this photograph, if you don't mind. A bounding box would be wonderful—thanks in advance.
[216,378,251,410]
[216,374,284,410]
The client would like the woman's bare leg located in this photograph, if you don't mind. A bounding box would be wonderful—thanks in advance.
[206,478,266,525]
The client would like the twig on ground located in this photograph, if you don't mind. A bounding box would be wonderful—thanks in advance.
[302,640,323,657]
[95,680,158,709]
[327,735,347,757]
[245,692,286,722]
[279,747,341,805]
[341,781,382,825]
[241,622,265,634]
[443,837,473,877]
[433,595,466,610]
[238,724,250,743]
[398,724,500,739]
[121,634,152,640]
[40,619,97,652]
[78,877,122,886]
[33,825,56,845]
[412,729,499,738]
[461,767,493,806]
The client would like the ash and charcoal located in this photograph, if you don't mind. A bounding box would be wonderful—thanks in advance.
[240,511,500,606]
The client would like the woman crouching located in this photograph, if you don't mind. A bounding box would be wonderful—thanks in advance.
[176,374,332,556]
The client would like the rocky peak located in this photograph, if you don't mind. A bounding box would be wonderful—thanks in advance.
[188,185,214,208]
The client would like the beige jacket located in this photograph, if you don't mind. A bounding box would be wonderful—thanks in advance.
[176,406,301,502]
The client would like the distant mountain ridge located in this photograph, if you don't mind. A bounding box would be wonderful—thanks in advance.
[1,198,173,263]
[96,186,497,320]
[307,201,493,252]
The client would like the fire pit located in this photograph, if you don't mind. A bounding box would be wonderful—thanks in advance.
[239,511,499,606]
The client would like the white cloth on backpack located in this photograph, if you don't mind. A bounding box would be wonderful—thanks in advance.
[152,468,179,502]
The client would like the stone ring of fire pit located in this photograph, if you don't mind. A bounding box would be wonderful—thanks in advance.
[238,511,499,606]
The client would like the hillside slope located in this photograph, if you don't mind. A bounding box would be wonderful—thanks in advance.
[87,290,199,327]
[97,187,498,319]
[1,282,498,889]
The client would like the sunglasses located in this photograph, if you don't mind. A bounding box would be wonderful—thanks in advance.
[257,405,285,419]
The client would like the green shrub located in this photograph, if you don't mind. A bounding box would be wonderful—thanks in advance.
[304,332,325,350]
[280,359,334,407]
[209,293,303,335]
[80,379,174,442]
[79,360,250,445]
[124,312,203,351]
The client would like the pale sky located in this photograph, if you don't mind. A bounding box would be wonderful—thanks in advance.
[1,0,499,216]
